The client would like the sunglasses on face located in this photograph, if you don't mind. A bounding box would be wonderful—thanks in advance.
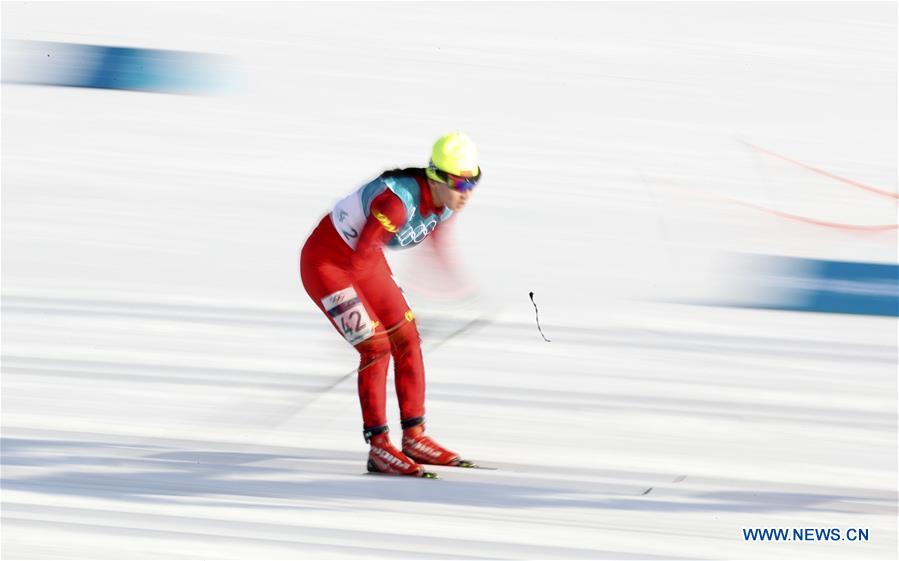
[428,165,482,192]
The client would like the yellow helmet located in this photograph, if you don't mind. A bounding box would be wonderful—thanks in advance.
[426,132,480,181]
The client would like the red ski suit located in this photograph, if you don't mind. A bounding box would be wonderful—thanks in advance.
[300,172,446,430]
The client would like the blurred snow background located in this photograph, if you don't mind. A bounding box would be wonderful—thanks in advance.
[2,2,896,559]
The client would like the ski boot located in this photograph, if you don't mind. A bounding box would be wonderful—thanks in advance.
[365,425,429,477]
[400,417,464,466]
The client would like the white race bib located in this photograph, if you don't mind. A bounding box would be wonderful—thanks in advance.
[321,286,375,345]
[330,190,367,250]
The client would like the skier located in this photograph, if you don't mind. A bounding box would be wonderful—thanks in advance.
[299,132,481,477]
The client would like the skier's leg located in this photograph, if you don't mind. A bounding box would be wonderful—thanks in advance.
[353,328,392,430]
[355,260,463,466]
[388,319,426,421]
[356,260,425,423]
[300,252,392,430]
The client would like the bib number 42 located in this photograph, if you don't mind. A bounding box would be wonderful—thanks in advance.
[321,287,375,346]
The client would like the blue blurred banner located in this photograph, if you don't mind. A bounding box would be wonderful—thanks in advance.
[2,39,234,95]
[719,254,899,317]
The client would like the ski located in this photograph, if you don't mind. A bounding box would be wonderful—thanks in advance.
[364,470,440,479]
[450,459,497,470]
[362,460,496,478]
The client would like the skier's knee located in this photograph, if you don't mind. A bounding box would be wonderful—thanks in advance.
[357,335,390,359]
[388,319,421,358]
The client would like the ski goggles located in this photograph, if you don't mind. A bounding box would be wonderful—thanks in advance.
[427,163,482,192]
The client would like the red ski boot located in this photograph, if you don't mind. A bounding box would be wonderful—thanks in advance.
[401,417,462,466]
[365,426,426,477]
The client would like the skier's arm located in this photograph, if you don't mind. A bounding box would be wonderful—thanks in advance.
[403,213,476,300]
[351,190,407,272]
[424,213,456,267]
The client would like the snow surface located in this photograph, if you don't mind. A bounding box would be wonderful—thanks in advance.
[2,2,897,559]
